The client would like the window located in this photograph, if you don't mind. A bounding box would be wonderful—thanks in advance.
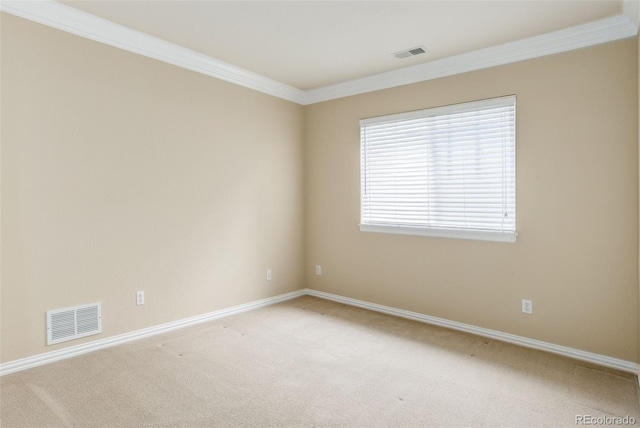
[360,96,516,243]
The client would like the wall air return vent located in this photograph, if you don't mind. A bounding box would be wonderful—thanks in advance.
[393,46,429,59]
[47,302,102,345]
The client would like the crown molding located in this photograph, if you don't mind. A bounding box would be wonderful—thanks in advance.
[1,1,637,106]
[303,15,638,104]
[0,0,306,104]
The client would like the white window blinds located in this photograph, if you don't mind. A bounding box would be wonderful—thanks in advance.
[360,96,516,243]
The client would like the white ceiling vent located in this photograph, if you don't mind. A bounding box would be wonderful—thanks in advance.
[393,46,429,59]
[47,302,102,345]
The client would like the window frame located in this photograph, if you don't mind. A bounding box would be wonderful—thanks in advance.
[359,96,517,243]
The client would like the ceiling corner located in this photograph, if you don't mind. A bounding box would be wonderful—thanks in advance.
[623,0,640,30]
[1,1,636,107]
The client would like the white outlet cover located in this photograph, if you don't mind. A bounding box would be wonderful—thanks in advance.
[522,299,532,314]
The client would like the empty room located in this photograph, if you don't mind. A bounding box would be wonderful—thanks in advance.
[2,1,640,426]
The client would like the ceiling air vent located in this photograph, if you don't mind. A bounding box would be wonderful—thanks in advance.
[393,46,429,59]
[47,302,102,345]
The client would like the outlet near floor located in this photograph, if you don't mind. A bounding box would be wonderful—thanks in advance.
[522,299,532,314]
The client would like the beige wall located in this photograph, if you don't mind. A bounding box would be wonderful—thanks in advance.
[0,14,305,363]
[305,39,639,361]
[2,13,639,365]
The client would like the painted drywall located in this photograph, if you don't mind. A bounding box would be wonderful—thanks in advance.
[305,39,639,361]
[1,10,638,367]
[0,14,304,363]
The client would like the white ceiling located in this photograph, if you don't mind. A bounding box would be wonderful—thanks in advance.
[59,1,622,90]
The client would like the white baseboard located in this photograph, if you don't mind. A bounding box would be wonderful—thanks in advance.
[2,287,637,376]
[304,289,639,374]
[0,289,306,376]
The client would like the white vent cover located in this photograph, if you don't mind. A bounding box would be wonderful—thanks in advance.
[47,302,102,345]
[393,45,429,59]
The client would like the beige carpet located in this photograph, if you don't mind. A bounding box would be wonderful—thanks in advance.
[1,296,639,427]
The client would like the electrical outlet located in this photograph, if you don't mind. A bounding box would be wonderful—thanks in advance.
[522,299,532,314]
[315,265,322,276]
[266,269,272,281]
[137,291,144,306]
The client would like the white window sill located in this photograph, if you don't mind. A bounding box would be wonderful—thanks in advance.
[359,224,517,243]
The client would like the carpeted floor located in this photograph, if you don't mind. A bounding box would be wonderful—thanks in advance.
[1,295,639,427]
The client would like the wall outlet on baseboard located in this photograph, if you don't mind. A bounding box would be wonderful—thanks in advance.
[522,299,532,314]
[137,291,144,306]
